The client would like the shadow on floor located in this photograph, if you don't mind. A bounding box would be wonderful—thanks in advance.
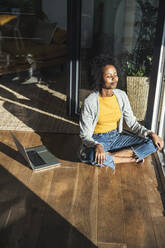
[0,70,79,133]
[0,165,97,248]
[38,132,81,162]
[0,132,80,166]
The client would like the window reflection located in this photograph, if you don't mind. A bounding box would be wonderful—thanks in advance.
[80,0,159,102]
[0,0,71,132]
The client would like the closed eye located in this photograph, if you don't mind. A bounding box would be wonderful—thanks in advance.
[106,75,118,79]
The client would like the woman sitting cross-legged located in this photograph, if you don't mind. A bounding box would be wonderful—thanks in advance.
[79,60,164,171]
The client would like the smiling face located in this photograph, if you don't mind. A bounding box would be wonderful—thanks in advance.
[102,65,118,89]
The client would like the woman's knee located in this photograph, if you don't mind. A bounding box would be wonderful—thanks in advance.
[147,137,157,147]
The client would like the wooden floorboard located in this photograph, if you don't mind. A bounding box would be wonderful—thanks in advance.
[98,167,124,244]
[142,156,164,218]
[67,166,98,247]
[37,166,79,248]
[0,131,165,248]
[120,163,157,248]
[152,217,165,248]
[97,243,127,248]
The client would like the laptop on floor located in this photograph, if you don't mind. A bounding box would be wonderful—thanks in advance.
[10,132,61,172]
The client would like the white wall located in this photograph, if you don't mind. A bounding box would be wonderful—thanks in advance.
[42,0,67,29]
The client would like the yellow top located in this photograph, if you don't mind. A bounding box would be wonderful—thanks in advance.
[94,95,121,134]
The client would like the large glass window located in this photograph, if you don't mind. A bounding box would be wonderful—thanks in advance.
[79,0,159,121]
[0,0,70,132]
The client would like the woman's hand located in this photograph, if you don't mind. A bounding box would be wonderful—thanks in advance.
[95,144,107,165]
[150,132,164,151]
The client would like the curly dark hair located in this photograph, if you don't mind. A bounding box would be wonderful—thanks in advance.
[90,54,121,91]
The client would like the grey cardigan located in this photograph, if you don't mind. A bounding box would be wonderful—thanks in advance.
[79,89,150,148]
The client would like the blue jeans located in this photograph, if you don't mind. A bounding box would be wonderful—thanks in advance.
[83,129,157,170]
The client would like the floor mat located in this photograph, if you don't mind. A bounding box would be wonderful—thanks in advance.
[0,77,79,133]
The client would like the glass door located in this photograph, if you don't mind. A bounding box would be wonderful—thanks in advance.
[0,0,69,132]
[79,0,159,120]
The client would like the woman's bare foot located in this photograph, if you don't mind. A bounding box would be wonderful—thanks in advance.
[110,149,136,164]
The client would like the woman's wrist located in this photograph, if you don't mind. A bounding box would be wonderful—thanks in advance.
[147,131,156,138]
[95,143,103,149]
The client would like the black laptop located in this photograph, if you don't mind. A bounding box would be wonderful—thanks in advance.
[11,132,61,171]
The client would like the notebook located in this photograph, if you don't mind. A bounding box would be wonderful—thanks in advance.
[10,132,61,171]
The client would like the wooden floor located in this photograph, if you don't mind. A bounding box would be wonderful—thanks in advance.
[0,131,165,248]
